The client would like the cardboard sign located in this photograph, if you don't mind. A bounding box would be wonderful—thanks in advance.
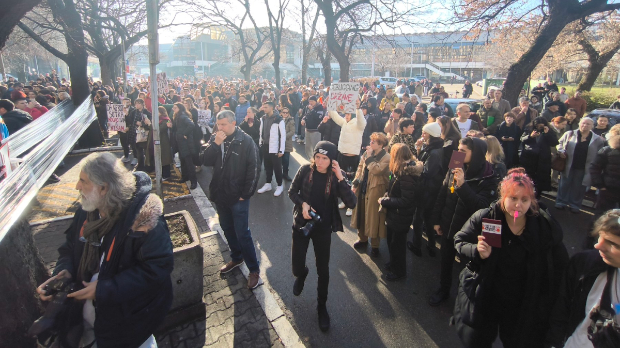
[448,150,466,169]
[106,104,126,132]
[157,72,169,96]
[482,218,502,248]
[197,109,211,128]
[327,82,359,114]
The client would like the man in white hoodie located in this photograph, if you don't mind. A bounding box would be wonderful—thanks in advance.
[257,101,286,196]
[329,100,366,216]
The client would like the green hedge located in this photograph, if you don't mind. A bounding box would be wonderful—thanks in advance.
[580,91,618,111]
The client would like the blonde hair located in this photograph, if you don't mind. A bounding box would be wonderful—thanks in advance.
[370,132,389,147]
[485,135,505,164]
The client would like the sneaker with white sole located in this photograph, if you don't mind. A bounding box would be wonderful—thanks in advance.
[346,208,353,216]
[338,202,345,209]
[257,183,272,194]
[274,185,284,196]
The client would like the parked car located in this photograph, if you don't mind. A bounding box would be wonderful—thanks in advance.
[442,98,484,115]
[475,80,484,87]
[588,108,620,127]
[377,76,398,87]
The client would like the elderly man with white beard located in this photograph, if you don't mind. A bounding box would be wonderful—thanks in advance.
[36,152,174,348]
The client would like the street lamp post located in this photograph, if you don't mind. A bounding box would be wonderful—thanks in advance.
[146,0,162,198]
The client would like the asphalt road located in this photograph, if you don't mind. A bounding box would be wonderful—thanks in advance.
[195,140,595,348]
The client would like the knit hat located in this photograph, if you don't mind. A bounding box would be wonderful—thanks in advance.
[422,122,442,138]
[309,95,318,102]
[313,141,338,161]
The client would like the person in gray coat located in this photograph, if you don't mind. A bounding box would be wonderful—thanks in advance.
[492,90,511,117]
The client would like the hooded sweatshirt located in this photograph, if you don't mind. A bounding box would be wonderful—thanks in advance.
[2,109,33,135]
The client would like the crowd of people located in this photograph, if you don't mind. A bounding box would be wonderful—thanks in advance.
[7,70,618,347]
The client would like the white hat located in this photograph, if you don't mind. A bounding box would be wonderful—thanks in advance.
[422,122,442,138]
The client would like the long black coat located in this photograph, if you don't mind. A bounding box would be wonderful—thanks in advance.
[454,202,569,348]
[173,112,196,158]
[318,118,341,146]
[519,126,558,193]
[381,161,423,230]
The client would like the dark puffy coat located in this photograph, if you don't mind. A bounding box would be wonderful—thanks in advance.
[519,125,558,193]
[361,113,380,148]
[200,128,260,207]
[381,160,423,230]
[288,164,357,233]
[454,202,569,348]
[418,137,445,205]
[2,109,32,134]
[431,138,499,239]
[318,118,341,146]
[441,133,461,177]
[54,172,173,348]
[173,111,196,158]
[545,250,608,347]
[239,119,260,147]
[590,143,620,189]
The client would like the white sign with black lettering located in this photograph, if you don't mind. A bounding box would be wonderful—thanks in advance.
[106,104,126,132]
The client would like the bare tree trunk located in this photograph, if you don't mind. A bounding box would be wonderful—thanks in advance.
[242,64,251,82]
[0,0,41,49]
[0,221,48,348]
[273,48,281,90]
[577,38,620,91]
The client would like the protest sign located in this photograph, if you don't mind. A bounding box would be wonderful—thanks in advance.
[106,104,126,132]
[327,82,359,114]
[157,72,169,95]
[197,109,212,128]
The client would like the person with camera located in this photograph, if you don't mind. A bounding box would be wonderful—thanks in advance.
[288,141,357,332]
[519,116,558,199]
[34,152,173,348]
[546,209,620,348]
[453,168,568,348]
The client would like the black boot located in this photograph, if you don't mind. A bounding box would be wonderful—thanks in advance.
[190,182,197,190]
[283,173,292,181]
[293,267,308,296]
[407,241,422,257]
[317,303,330,332]
[428,288,449,307]
[426,244,436,257]
[353,240,368,250]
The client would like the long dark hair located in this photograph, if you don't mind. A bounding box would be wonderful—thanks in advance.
[527,116,549,131]
[438,116,461,141]
[173,102,187,121]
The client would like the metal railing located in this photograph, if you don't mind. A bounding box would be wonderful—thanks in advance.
[0,98,96,243]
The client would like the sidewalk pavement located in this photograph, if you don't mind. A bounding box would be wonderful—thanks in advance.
[30,192,298,347]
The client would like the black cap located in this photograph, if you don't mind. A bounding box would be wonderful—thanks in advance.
[313,141,338,161]
[309,95,318,102]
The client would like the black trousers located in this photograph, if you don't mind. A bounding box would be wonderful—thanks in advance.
[337,154,360,180]
[133,142,146,169]
[439,235,457,292]
[119,131,130,157]
[412,198,437,249]
[457,303,521,348]
[387,225,409,276]
[180,154,197,184]
[292,227,331,305]
[262,146,282,185]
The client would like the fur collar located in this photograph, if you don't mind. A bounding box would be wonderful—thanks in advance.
[131,193,163,232]
[401,160,424,176]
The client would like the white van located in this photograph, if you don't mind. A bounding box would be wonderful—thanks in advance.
[377,77,397,87]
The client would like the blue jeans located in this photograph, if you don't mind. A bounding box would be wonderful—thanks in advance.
[556,168,586,210]
[216,199,260,273]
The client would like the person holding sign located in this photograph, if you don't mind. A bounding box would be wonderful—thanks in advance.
[452,168,568,348]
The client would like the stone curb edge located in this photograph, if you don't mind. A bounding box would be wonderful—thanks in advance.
[187,184,305,348]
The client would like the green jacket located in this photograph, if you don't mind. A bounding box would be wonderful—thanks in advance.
[477,107,502,135]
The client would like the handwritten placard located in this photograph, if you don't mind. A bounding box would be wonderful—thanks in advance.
[197,109,211,128]
[106,104,126,132]
[327,82,359,114]
[157,72,169,96]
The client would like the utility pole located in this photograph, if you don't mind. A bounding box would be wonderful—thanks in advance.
[121,33,128,91]
[147,0,162,198]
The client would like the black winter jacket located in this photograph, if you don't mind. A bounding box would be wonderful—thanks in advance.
[520,126,558,192]
[431,138,498,239]
[54,172,173,348]
[288,164,356,233]
[239,119,260,147]
[2,109,33,135]
[200,128,260,207]
[174,112,196,158]
[454,202,569,348]
[318,118,341,146]
[545,250,610,348]
[361,114,380,148]
[418,137,444,205]
[301,104,325,131]
[590,145,620,189]
[381,161,423,230]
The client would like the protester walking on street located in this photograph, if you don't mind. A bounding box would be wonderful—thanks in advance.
[556,117,605,213]
[257,101,286,196]
[200,110,262,289]
[351,132,391,256]
[429,137,498,306]
[288,141,357,332]
[453,168,568,348]
[379,144,423,281]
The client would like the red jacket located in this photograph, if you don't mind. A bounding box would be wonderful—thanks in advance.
[24,106,49,120]
[565,97,587,119]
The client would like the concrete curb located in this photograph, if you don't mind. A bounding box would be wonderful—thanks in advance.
[187,184,305,348]
[70,145,123,154]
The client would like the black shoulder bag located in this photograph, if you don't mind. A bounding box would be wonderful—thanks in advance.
[588,267,620,348]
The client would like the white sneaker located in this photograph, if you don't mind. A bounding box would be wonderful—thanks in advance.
[131,158,138,165]
[257,183,272,194]
[346,208,353,216]
[338,202,345,209]
[274,185,284,197]
[292,135,297,141]
[121,156,130,163]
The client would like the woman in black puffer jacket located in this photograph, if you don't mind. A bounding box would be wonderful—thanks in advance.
[379,144,423,281]
[172,102,197,189]
[428,137,499,307]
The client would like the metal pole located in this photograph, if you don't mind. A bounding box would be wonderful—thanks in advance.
[121,34,128,91]
[34,55,40,75]
[147,0,162,198]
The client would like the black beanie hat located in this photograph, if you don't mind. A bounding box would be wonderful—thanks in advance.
[313,141,338,161]
[309,95,318,102]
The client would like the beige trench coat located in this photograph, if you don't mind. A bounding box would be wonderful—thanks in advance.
[351,149,390,239]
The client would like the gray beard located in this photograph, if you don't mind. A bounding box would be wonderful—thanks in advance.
[80,190,103,212]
